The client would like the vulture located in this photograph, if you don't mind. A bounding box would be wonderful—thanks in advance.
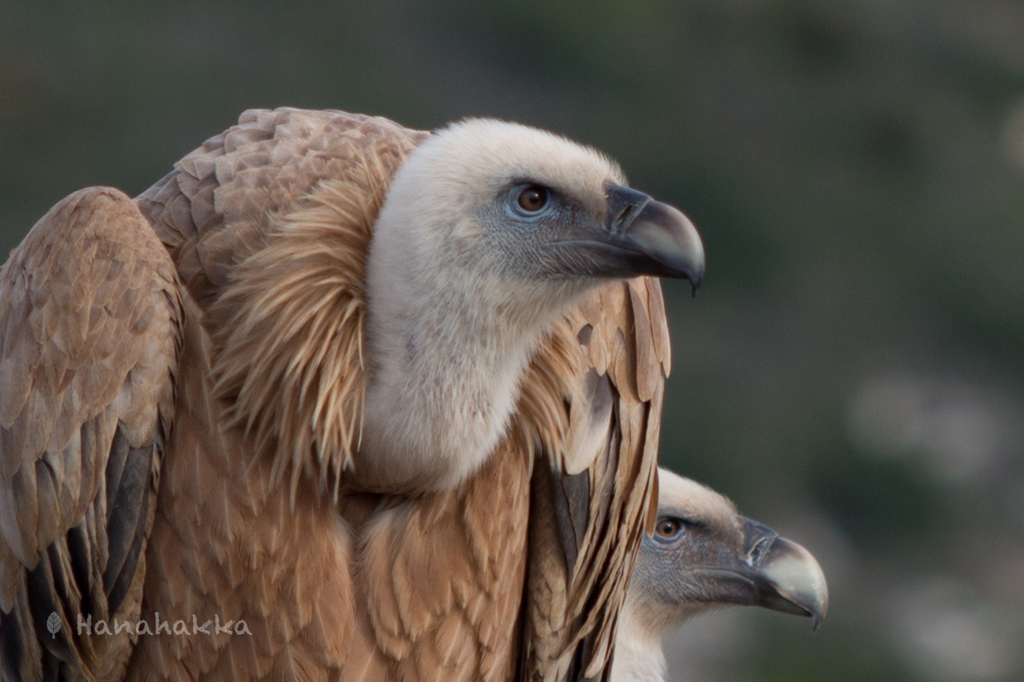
[0,108,705,682]
[611,468,828,682]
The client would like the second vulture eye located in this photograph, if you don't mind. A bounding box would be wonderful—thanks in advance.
[514,184,549,215]
[654,517,688,543]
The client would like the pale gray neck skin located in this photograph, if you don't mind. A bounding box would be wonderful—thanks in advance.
[360,274,578,493]
[357,192,588,493]
[612,567,727,682]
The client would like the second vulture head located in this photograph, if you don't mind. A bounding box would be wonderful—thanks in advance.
[613,468,829,682]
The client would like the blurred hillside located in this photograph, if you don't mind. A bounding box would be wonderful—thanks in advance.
[2,1,1023,680]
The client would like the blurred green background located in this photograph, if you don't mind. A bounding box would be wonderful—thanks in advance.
[2,1,1023,680]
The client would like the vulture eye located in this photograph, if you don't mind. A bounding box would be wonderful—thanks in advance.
[654,516,689,543]
[513,184,550,215]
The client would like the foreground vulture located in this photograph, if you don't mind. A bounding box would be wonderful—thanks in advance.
[611,468,828,682]
[0,108,705,682]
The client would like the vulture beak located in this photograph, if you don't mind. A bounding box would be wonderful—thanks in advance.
[599,184,705,293]
[691,517,828,632]
[737,517,829,632]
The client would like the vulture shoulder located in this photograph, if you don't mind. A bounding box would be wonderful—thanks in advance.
[136,108,430,495]
[0,187,182,681]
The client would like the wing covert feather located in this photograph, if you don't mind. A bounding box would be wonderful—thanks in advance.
[136,108,430,310]
[0,187,182,681]
[522,277,668,682]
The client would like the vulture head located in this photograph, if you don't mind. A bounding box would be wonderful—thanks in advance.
[360,120,705,492]
[613,468,828,682]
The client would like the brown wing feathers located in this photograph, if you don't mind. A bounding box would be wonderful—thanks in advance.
[0,187,182,681]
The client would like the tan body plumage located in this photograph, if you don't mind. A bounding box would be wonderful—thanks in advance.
[0,109,703,682]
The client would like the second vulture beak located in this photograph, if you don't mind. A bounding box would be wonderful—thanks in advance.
[738,518,830,632]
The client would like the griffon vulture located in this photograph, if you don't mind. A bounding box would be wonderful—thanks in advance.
[612,468,828,682]
[0,108,705,682]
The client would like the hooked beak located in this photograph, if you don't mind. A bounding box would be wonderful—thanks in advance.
[554,183,704,292]
[602,184,705,293]
[689,518,828,632]
[737,518,829,631]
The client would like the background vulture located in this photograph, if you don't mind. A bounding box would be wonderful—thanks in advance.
[612,468,827,682]
[0,108,704,682]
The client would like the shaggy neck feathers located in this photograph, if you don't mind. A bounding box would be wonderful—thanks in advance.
[208,161,393,501]
[207,139,584,497]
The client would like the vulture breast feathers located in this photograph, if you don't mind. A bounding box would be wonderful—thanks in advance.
[0,108,705,682]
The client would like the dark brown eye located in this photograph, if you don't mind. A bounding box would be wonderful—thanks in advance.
[656,518,681,538]
[517,185,549,213]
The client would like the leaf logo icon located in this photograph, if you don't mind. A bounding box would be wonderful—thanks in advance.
[46,612,61,639]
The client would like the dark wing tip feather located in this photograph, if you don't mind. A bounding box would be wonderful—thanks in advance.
[0,187,180,681]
